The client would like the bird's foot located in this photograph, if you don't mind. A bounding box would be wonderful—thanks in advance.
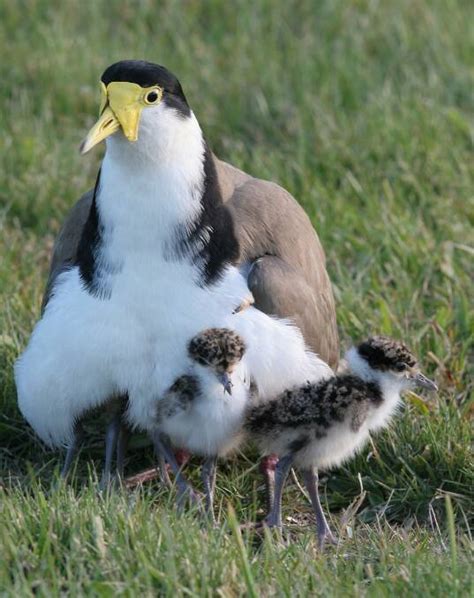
[99,471,122,492]
[262,514,283,529]
[176,485,204,513]
[239,516,286,533]
[52,474,69,493]
[233,295,254,314]
[316,525,337,551]
[239,520,262,531]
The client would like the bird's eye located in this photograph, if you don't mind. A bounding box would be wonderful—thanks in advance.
[144,89,161,105]
[395,363,407,372]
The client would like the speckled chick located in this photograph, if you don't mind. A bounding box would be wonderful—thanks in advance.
[154,328,247,515]
[245,336,437,547]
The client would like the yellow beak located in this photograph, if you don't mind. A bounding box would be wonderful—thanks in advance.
[80,106,121,154]
[80,81,162,154]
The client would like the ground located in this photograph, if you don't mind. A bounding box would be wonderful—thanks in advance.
[0,0,472,595]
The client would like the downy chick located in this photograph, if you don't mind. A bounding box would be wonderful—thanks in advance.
[153,327,247,516]
[245,336,437,547]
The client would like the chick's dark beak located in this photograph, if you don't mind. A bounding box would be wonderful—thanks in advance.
[217,372,233,395]
[413,371,438,391]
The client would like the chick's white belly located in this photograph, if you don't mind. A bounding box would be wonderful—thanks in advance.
[259,422,371,471]
[296,422,371,470]
[159,385,247,457]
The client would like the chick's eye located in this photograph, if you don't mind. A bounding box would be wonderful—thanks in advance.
[145,89,160,104]
[395,363,407,372]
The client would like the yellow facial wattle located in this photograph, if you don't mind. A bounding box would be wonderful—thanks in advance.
[80,81,163,154]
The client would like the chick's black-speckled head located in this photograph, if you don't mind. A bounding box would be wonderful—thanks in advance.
[101,60,190,117]
[188,328,246,373]
[357,336,417,372]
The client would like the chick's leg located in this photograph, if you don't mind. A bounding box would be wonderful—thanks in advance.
[153,442,172,487]
[260,453,279,513]
[301,468,336,549]
[153,433,199,509]
[264,454,294,528]
[201,456,217,522]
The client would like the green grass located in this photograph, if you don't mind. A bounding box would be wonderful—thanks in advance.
[0,0,473,595]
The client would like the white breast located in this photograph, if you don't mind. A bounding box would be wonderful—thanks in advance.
[15,256,251,446]
[15,259,333,447]
[158,364,249,456]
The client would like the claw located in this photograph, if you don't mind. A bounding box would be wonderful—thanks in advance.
[233,295,254,314]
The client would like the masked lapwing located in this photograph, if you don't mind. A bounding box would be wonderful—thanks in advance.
[16,61,339,491]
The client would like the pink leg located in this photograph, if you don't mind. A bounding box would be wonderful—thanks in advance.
[175,449,191,468]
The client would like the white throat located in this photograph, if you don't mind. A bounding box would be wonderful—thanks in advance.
[98,104,206,248]
[346,346,404,430]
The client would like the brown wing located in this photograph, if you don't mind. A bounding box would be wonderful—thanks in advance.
[216,159,338,369]
[42,157,339,368]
